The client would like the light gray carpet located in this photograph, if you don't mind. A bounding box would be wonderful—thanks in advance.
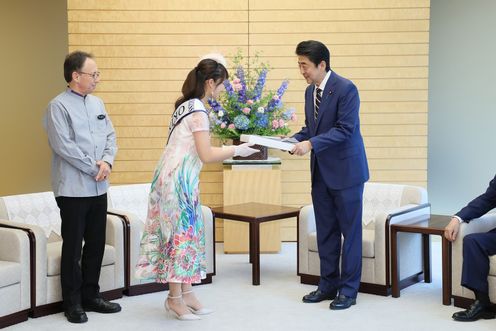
[7,242,494,330]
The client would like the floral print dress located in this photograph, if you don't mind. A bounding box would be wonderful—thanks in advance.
[135,99,209,284]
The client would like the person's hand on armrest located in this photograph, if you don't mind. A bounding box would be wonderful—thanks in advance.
[444,216,462,242]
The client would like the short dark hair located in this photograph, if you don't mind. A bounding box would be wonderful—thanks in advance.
[64,51,94,83]
[295,40,330,71]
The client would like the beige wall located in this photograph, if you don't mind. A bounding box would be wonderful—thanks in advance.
[67,0,429,241]
[0,0,68,196]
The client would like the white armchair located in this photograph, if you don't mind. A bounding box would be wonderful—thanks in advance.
[298,182,430,295]
[0,192,125,317]
[452,213,496,308]
[107,183,215,296]
[0,226,30,328]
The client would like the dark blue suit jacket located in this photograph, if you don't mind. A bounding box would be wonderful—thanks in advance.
[293,71,369,190]
[456,174,496,222]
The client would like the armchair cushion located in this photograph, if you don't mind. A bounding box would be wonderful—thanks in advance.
[0,261,21,288]
[46,242,116,276]
[307,229,375,258]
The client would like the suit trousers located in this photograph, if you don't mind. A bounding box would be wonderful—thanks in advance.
[56,194,107,308]
[311,164,364,298]
[461,227,496,294]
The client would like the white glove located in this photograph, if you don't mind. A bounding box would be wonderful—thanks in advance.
[233,143,259,157]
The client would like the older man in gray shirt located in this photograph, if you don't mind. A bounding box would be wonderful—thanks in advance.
[44,51,120,323]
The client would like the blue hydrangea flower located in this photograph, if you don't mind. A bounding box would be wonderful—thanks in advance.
[254,113,269,128]
[282,107,296,120]
[233,115,250,130]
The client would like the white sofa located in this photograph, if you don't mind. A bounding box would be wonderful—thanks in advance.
[0,225,31,328]
[0,191,125,317]
[452,213,496,308]
[298,182,430,295]
[107,183,215,295]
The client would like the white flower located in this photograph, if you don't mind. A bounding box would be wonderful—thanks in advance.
[218,111,224,117]
[257,107,265,114]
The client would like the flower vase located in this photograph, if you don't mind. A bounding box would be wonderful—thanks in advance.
[232,139,268,160]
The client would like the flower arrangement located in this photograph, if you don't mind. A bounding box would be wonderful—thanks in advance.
[208,53,297,141]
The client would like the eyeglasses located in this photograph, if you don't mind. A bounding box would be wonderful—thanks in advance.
[78,71,101,79]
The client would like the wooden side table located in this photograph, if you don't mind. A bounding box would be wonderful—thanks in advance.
[390,215,453,305]
[222,158,282,253]
[211,203,300,285]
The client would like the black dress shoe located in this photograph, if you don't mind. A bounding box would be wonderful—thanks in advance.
[302,289,337,303]
[64,304,88,323]
[82,297,122,313]
[452,300,496,322]
[330,294,356,310]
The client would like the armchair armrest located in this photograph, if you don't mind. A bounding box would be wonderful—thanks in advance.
[0,219,47,307]
[105,214,125,289]
[298,205,315,275]
[373,203,431,286]
[0,226,31,310]
[201,205,215,275]
[107,208,144,287]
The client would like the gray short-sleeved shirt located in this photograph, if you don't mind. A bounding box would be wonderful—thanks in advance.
[44,89,117,197]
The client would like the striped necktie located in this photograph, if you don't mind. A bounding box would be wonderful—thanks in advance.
[314,87,322,121]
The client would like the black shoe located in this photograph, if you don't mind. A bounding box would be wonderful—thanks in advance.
[82,297,122,314]
[330,294,356,310]
[302,289,337,303]
[452,300,496,322]
[64,304,88,323]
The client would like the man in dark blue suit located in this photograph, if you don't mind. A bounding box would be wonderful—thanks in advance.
[291,40,369,310]
[445,175,496,321]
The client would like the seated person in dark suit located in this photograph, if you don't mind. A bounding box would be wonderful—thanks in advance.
[444,174,496,322]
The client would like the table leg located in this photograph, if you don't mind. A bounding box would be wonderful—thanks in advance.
[249,222,253,264]
[212,216,216,276]
[250,222,260,285]
[441,238,452,305]
[391,227,400,298]
[422,234,432,283]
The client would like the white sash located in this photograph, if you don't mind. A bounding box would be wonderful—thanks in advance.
[167,99,207,144]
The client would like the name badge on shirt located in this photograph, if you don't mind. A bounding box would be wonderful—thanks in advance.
[97,114,106,120]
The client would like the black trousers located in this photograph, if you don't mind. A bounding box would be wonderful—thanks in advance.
[56,194,107,308]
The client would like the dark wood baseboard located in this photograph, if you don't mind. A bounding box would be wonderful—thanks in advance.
[125,282,168,296]
[0,309,29,329]
[30,301,62,318]
[300,271,424,297]
[398,272,424,290]
[453,295,496,312]
[125,273,214,296]
[359,282,390,296]
[30,287,124,318]
[101,288,124,301]
[453,295,473,309]
[299,274,319,286]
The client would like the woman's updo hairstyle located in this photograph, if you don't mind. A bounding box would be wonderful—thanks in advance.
[175,54,229,109]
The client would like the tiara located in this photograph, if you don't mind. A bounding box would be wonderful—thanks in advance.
[200,53,227,67]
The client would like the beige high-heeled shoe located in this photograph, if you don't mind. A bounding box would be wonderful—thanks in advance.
[182,290,214,315]
[164,294,200,321]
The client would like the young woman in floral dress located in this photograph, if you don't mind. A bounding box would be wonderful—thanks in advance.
[135,55,257,321]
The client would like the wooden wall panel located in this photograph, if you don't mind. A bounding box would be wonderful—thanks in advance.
[68,0,430,242]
